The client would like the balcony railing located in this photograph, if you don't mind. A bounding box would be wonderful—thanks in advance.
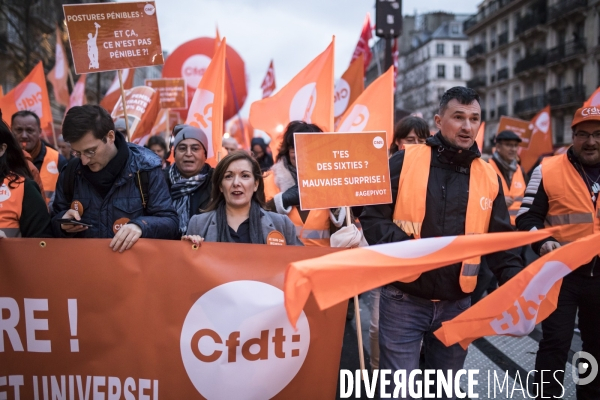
[498,104,508,117]
[548,0,588,22]
[515,2,547,37]
[497,67,509,81]
[498,31,509,46]
[514,50,547,75]
[546,40,587,64]
[466,43,487,59]
[467,75,487,89]
[463,0,518,33]
[490,39,497,50]
[547,85,587,107]
[514,94,547,114]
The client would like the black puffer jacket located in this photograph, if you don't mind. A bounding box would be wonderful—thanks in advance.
[360,132,523,301]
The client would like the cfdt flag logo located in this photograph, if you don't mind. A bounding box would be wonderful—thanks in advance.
[180,281,310,399]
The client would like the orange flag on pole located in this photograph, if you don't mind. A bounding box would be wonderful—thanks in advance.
[350,13,373,74]
[249,38,335,156]
[65,74,87,113]
[260,60,276,99]
[583,86,600,107]
[336,66,393,146]
[0,62,53,132]
[47,26,71,107]
[434,233,600,349]
[284,229,556,327]
[476,121,486,153]
[186,37,226,165]
[100,68,134,112]
[519,106,553,173]
[334,53,364,129]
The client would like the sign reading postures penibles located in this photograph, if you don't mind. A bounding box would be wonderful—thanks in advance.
[294,131,392,210]
[497,116,533,148]
[63,1,163,74]
[145,78,187,109]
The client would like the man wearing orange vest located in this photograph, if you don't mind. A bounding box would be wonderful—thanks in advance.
[11,110,67,204]
[264,121,345,247]
[361,87,523,397]
[489,130,528,225]
[516,106,600,399]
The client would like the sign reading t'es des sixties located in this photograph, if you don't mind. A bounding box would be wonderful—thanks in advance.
[63,1,164,74]
[294,131,392,210]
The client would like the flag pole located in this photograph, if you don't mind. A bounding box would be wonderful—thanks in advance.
[347,206,366,376]
[50,122,58,149]
[165,108,171,140]
[117,70,131,141]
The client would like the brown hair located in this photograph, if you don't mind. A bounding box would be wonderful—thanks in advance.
[276,120,323,162]
[389,116,430,154]
[204,150,265,211]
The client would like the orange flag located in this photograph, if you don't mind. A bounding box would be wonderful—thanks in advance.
[334,53,364,129]
[476,121,486,153]
[214,26,221,55]
[185,37,226,165]
[336,66,393,146]
[584,86,600,107]
[284,229,556,327]
[519,106,553,173]
[350,13,373,74]
[435,233,600,349]
[150,108,169,137]
[260,60,276,99]
[249,38,335,157]
[47,26,71,107]
[0,62,53,132]
[65,74,87,113]
[0,85,3,99]
[100,69,134,112]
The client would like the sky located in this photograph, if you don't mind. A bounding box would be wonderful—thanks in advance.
[149,0,480,118]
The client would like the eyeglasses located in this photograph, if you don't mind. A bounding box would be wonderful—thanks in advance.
[573,131,600,140]
[71,147,99,159]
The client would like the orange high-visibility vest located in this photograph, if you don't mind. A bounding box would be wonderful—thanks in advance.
[542,154,600,244]
[489,158,526,225]
[0,177,25,237]
[264,171,331,247]
[39,146,60,204]
[393,145,499,293]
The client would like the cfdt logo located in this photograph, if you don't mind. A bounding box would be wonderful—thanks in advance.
[180,281,310,400]
[16,83,44,117]
[181,54,212,90]
[289,83,317,123]
[0,184,11,202]
[334,78,351,118]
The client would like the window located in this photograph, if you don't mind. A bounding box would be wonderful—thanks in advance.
[554,117,565,144]
[451,23,460,34]
[453,44,461,56]
[438,87,446,100]
[454,65,462,79]
[437,43,444,55]
[437,64,446,78]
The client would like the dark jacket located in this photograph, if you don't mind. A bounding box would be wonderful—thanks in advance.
[51,143,179,239]
[360,132,523,301]
[33,141,68,173]
[164,165,214,216]
[515,147,599,276]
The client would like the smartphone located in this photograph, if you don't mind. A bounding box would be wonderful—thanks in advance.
[56,219,93,227]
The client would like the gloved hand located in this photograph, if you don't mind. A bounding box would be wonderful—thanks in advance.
[540,240,561,256]
[281,185,300,208]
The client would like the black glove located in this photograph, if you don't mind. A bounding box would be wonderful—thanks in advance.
[281,185,300,208]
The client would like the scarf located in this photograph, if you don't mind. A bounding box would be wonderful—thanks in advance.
[169,163,210,234]
[216,200,264,244]
[82,132,129,199]
[492,151,518,184]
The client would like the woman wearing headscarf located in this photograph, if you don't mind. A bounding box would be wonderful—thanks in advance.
[0,116,51,238]
[251,137,274,173]
[263,121,346,247]
[183,151,301,246]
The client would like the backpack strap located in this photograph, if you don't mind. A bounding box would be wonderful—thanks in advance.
[61,157,81,204]
[136,170,150,210]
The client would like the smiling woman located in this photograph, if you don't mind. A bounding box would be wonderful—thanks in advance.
[183,151,302,246]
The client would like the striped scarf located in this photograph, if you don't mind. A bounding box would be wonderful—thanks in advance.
[169,164,210,234]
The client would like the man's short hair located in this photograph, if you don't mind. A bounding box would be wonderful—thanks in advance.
[62,105,115,142]
[11,110,41,129]
[439,87,481,115]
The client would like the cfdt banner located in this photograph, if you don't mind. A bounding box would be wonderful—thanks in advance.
[0,239,345,400]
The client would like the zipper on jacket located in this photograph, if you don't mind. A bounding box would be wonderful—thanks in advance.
[440,185,447,227]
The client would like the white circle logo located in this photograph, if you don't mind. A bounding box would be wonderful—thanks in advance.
[180,281,310,400]
[46,161,58,175]
[181,54,212,90]
[289,82,317,123]
[338,104,369,132]
[0,184,11,202]
[144,3,156,15]
[334,78,351,117]
[373,136,384,149]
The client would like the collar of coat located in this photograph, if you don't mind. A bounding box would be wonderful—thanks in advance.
[427,131,481,168]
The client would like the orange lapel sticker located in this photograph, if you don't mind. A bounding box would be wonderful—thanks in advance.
[71,200,84,216]
[267,230,286,246]
[113,218,130,234]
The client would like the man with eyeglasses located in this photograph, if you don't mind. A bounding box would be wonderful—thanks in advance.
[51,105,179,251]
[164,125,214,236]
[517,106,600,398]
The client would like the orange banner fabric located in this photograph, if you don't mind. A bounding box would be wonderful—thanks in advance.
[294,131,391,209]
[334,53,364,129]
[519,106,553,173]
[1,239,345,400]
[111,86,160,142]
[434,233,600,349]
[145,78,187,109]
[47,26,71,107]
[284,229,555,328]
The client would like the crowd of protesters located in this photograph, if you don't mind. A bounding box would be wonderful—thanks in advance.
[1,86,598,398]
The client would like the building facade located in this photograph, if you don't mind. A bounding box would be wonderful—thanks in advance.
[464,0,600,149]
